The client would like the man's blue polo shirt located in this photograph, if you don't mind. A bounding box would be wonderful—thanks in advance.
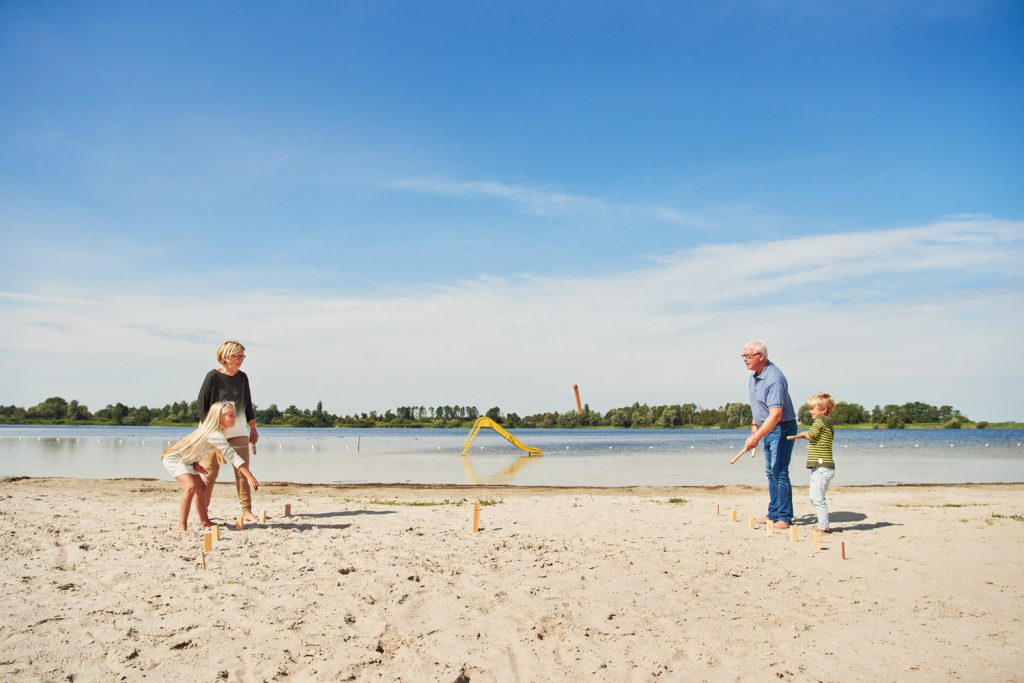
[749,362,797,425]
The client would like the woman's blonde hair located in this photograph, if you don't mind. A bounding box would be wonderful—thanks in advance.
[162,401,235,462]
[216,340,246,365]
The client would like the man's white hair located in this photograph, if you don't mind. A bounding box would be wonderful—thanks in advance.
[744,339,768,357]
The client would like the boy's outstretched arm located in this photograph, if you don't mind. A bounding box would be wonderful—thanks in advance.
[787,432,809,441]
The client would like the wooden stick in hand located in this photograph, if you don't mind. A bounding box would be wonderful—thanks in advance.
[730,448,750,464]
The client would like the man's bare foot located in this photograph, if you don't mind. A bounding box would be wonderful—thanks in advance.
[773,521,790,529]
[819,528,831,534]
[756,517,770,525]
[242,511,259,524]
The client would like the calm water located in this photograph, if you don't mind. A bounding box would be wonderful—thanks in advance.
[1,425,1022,487]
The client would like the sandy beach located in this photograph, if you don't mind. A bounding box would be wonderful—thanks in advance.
[1,477,1021,682]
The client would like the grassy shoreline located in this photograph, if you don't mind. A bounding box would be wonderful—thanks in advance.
[1,421,1021,429]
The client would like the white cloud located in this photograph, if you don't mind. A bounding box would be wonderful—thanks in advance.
[1,217,1021,420]
[391,176,709,228]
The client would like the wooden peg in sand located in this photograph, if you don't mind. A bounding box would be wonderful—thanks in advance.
[203,531,213,553]
[235,516,244,531]
[259,511,267,524]
[813,530,822,552]
[715,503,720,516]
[201,551,207,570]
[790,526,798,542]
[284,503,292,517]
[212,525,220,541]
[766,520,773,536]
[748,516,756,529]
[472,500,481,533]
[841,542,846,560]
[730,508,737,522]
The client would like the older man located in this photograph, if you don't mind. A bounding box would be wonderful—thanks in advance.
[742,340,798,529]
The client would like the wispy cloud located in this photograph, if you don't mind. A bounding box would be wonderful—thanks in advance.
[391,176,709,228]
[1,218,1021,419]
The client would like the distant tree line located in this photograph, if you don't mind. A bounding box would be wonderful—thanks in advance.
[0,396,982,429]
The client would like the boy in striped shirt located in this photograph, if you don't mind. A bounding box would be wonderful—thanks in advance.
[789,392,836,532]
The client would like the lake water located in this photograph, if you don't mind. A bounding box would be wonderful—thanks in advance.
[1,425,1022,487]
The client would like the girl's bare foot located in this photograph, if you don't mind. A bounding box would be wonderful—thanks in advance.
[176,524,188,531]
[242,511,259,524]
[199,520,213,528]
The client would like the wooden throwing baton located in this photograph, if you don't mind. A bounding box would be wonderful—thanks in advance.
[730,447,751,465]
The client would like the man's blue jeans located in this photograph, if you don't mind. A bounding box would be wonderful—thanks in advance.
[763,420,797,523]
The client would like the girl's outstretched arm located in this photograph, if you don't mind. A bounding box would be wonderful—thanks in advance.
[237,464,259,491]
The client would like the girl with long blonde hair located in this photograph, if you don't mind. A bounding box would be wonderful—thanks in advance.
[162,401,259,530]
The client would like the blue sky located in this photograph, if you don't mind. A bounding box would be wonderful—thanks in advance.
[1,1,1022,420]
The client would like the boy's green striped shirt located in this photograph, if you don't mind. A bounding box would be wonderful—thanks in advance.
[806,415,834,469]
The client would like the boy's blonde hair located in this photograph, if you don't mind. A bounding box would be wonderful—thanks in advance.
[216,340,246,365]
[807,392,836,415]
[162,401,234,463]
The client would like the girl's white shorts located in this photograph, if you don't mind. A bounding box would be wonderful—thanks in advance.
[162,454,198,479]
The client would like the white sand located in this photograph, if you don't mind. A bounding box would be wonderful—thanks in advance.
[1,477,1022,681]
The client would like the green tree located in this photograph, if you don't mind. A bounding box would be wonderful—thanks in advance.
[27,396,69,420]
[832,402,867,425]
[65,400,93,422]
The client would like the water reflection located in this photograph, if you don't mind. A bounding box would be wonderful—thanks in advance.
[461,454,541,485]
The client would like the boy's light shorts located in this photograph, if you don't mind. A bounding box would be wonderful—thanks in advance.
[162,454,198,479]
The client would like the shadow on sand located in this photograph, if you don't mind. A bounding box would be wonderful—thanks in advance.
[794,510,901,532]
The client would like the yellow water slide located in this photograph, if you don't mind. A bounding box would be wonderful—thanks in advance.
[460,417,543,457]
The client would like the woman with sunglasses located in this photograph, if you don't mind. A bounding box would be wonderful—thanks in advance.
[197,340,260,523]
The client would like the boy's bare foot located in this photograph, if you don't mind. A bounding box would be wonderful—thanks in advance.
[773,521,790,529]
[242,511,259,524]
